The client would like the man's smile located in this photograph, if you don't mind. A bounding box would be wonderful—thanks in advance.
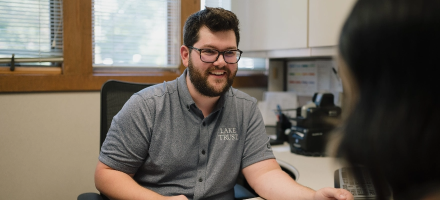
[209,71,227,77]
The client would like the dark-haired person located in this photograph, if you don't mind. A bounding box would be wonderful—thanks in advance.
[94,7,353,200]
[335,0,440,200]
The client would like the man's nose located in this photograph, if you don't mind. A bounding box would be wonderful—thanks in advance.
[213,54,227,67]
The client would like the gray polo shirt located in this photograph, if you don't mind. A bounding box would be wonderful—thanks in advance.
[99,70,275,200]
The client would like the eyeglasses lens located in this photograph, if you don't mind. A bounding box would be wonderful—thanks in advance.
[200,49,240,64]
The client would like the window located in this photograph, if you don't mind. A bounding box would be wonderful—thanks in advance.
[0,0,63,67]
[202,0,231,10]
[0,0,267,92]
[237,57,267,71]
[92,0,180,70]
[201,0,267,71]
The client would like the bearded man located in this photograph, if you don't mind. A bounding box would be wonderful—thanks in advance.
[94,7,353,200]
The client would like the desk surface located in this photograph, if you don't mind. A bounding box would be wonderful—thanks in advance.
[246,142,344,200]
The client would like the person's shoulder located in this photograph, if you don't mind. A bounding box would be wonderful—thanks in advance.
[135,79,178,100]
[228,87,258,104]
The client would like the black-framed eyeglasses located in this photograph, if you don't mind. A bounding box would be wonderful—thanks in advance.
[187,46,243,64]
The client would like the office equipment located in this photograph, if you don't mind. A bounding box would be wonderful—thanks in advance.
[334,167,376,199]
[288,93,341,156]
[300,101,316,118]
[258,91,297,126]
[270,112,292,145]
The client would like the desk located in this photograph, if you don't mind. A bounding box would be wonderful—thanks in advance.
[245,142,344,200]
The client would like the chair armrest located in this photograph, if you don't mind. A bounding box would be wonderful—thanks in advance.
[234,184,257,199]
[77,193,104,200]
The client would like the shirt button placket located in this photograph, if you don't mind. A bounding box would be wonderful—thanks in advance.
[194,120,208,199]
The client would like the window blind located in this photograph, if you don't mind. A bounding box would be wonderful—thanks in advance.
[92,0,181,69]
[0,0,63,66]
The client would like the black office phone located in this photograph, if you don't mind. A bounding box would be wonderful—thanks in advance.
[334,167,376,199]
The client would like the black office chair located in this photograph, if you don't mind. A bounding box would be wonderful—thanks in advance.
[78,80,256,200]
[78,80,154,200]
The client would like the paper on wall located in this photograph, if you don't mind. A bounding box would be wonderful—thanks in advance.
[286,60,343,106]
[286,61,318,96]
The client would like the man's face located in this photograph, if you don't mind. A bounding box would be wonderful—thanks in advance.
[187,26,238,97]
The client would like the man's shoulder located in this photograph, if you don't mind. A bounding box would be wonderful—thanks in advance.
[228,87,258,104]
[135,79,178,100]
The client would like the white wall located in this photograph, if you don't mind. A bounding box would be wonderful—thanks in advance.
[0,87,266,200]
[0,92,100,200]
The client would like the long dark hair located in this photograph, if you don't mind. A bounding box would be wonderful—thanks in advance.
[337,0,440,199]
[183,7,240,47]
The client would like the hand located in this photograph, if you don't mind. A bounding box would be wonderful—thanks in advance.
[314,187,354,200]
[163,195,189,200]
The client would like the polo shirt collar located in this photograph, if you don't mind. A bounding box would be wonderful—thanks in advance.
[177,69,231,111]
[177,69,195,109]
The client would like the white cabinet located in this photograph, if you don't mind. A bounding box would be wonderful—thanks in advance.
[232,0,308,51]
[232,0,356,56]
[308,0,356,47]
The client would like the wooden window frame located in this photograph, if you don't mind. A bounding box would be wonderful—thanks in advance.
[0,0,267,93]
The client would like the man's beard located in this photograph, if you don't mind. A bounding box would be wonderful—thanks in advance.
[187,57,236,97]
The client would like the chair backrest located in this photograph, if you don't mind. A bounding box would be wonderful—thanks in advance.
[100,80,154,148]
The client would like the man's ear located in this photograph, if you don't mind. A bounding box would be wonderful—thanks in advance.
[180,45,190,68]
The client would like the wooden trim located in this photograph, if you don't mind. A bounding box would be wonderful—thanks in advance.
[0,67,62,75]
[63,0,93,76]
[233,74,268,88]
[0,0,267,93]
[0,74,180,92]
[179,0,200,74]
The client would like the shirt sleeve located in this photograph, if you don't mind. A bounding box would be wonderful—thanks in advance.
[241,102,276,169]
[99,93,153,174]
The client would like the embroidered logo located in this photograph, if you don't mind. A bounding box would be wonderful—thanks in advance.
[266,142,272,150]
[218,127,239,141]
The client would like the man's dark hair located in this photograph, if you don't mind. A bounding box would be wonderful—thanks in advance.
[183,7,240,47]
[337,0,440,199]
